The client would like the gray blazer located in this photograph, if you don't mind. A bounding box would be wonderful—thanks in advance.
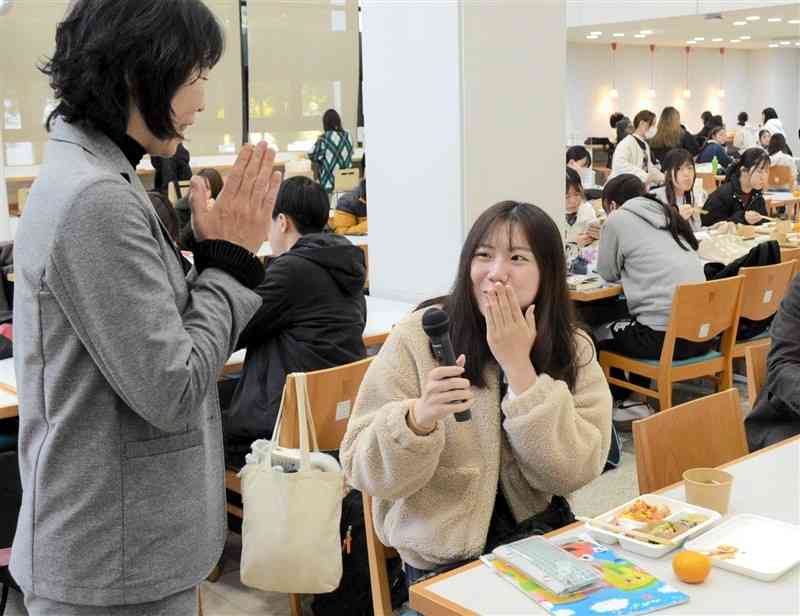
[10,119,261,605]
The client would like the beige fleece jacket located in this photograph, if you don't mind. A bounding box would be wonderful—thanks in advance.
[340,310,612,570]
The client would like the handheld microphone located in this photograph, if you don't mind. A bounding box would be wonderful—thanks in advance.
[421,307,471,422]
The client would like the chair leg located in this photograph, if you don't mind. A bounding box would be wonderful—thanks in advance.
[719,364,733,393]
[657,380,672,412]
[289,593,303,616]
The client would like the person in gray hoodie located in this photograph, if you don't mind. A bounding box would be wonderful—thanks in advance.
[596,174,712,410]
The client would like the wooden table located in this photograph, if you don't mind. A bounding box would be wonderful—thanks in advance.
[223,295,414,374]
[568,284,623,302]
[764,193,800,217]
[410,435,800,615]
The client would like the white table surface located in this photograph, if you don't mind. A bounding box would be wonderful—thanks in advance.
[0,358,17,409]
[225,295,414,367]
[419,438,800,616]
[256,234,367,258]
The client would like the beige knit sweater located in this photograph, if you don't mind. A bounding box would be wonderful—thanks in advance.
[340,310,613,570]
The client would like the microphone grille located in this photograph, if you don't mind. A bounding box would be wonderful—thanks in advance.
[421,307,450,338]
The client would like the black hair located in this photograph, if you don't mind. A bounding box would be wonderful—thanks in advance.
[322,108,343,133]
[633,110,656,129]
[737,112,748,126]
[701,111,713,124]
[616,117,632,143]
[147,191,179,242]
[710,115,724,128]
[359,154,366,177]
[708,125,726,142]
[566,145,592,167]
[566,166,584,197]
[763,107,778,122]
[418,202,582,391]
[662,148,695,208]
[602,173,698,252]
[768,133,791,156]
[271,176,329,235]
[725,147,770,183]
[609,112,626,129]
[197,168,223,199]
[41,0,223,141]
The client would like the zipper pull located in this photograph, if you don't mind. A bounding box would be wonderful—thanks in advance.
[342,525,352,554]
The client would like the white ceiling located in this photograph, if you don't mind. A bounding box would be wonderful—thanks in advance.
[568,3,800,50]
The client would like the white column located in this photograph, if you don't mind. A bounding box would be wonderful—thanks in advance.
[0,129,11,242]
[362,0,566,303]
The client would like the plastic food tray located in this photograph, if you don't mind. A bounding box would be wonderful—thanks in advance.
[684,514,800,581]
[584,494,721,558]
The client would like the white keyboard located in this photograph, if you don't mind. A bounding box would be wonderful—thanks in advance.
[493,536,601,595]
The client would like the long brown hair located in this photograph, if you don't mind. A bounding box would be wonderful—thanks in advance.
[418,202,582,391]
[649,106,682,149]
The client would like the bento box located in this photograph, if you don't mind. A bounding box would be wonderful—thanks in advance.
[583,494,721,558]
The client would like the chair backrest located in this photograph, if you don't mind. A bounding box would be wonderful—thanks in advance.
[779,246,800,269]
[632,388,748,493]
[334,167,360,193]
[701,174,717,193]
[363,493,398,616]
[768,165,794,190]
[277,357,374,450]
[16,187,30,214]
[660,277,744,364]
[745,340,771,407]
[738,261,796,321]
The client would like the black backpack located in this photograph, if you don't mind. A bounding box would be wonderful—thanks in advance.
[312,489,407,616]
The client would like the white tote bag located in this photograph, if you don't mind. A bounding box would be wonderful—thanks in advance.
[239,373,344,593]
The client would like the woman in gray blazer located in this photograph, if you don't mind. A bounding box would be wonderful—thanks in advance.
[11,1,282,614]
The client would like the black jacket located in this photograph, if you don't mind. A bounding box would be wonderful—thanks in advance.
[746,275,800,451]
[223,233,367,442]
[649,128,700,164]
[701,176,767,227]
[151,143,192,195]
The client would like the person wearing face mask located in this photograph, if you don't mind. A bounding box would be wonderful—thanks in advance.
[341,202,612,594]
[651,149,701,231]
[609,110,664,187]
[596,174,708,424]
[11,1,284,613]
[701,148,770,227]
[696,125,733,170]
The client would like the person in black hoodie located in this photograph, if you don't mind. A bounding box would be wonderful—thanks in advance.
[701,148,770,227]
[223,176,367,465]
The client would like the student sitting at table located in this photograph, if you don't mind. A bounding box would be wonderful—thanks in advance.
[223,176,367,467]
[701,148,770,227]
[649,106,699,164]
[610,110,664,188]
[733,112,758,152]
[696,126,733,170]
[758,129,771,150]
[767,133,798,181]
[565,167,599,249]
[746,275,800,451]
[175,167,224,249]
[341,201,612,589]
[651,148,701,231]
[597,174,709,423]
[331,156,367,235]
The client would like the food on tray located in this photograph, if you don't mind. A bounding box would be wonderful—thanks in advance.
[641,513,709,540]
[672,550,711,584]
[703,544,739,560]
[614,499,671,523]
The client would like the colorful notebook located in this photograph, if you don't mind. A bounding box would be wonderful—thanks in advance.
[480,535,689,616]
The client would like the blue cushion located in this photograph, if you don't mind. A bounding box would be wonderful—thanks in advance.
[738,330,770,343]
[0,432,16,452]
[640,350,722,367]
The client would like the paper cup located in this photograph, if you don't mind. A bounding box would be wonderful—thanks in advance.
[683,468,734,514]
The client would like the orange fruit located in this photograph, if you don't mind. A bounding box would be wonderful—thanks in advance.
[672,550,711,584]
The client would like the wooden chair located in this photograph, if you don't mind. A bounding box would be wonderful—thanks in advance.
[701,173,718,193]
[632,388,748,493]
[16,188,30,215]
[780,246,800,269]
[768,165,795,191]
[600,276,744,411]
[167,180,192,205]
[224,357,373,615]
[732,261,795,359]
[745,340,771,408]
[334,167,360,194]
[364,493,399,616]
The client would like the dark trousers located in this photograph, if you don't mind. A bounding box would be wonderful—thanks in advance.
[598,320,713,400]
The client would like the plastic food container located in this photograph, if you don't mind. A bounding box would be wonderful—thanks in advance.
[684,514,800,581]
[584,494,721,558]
